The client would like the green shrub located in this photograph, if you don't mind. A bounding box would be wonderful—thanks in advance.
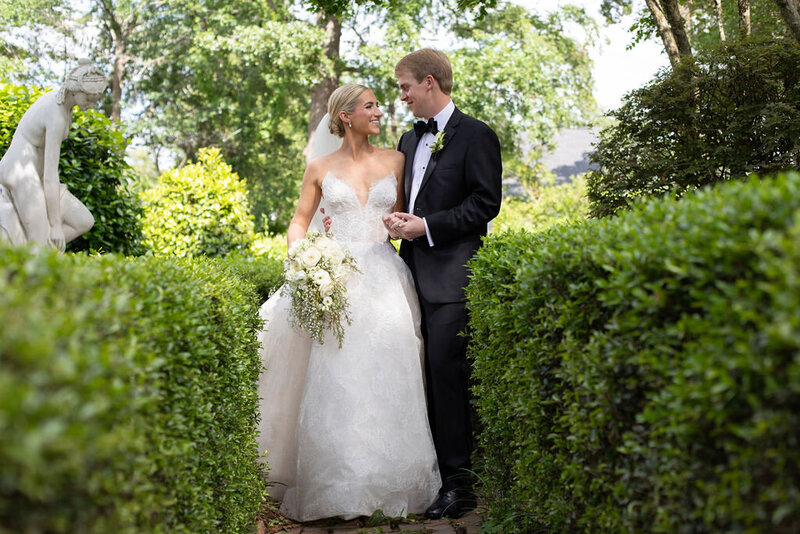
[467,172,800,533]
[141,147,255,257]
[0,83,146,255]
[0,248,267,533]
[251,231,288,260]
[492,176,587,234]
[215,251,284,303]
[587,37,800,218]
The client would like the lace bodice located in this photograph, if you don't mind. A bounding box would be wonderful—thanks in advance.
[322,173,396,243]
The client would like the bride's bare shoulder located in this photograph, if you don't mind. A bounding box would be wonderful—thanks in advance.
[375,147,405,166]
[304,155,334,184]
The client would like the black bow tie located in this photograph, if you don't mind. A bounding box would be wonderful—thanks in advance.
[414,117,439,137]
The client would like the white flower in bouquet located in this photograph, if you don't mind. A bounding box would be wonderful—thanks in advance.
[282,232,359,347]
[332,262,349,282]
[311,269,331,286]
[300,246,322,269]
[318,236,345,263]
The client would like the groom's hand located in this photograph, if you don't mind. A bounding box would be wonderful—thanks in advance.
[386,212,426,240]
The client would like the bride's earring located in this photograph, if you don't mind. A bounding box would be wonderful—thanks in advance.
[348,121,352,128]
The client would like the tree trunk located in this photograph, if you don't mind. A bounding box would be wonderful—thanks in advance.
[774,0,800,44]
[111,35,124,122]
[680,3,692,36]
[714,0,726,40]
[645,0,682,67]
[660,0,692,56]
[739,0,751,36]
[308,14,341,139]
[97,0,137,123]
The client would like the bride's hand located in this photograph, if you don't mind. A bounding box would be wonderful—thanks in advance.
[321,208,332,233]
[383,214,402,239]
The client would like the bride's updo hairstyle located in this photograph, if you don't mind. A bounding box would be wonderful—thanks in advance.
[327,84,369,137]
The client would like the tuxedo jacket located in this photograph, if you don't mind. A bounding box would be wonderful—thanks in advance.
[398,107,502,304]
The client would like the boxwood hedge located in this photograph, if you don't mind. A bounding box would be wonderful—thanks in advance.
[467,172,800,533]
[0,248,283,533]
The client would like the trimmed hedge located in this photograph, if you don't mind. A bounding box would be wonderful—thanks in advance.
[217,251,285,303]
[141,147,255,258]
[467,172,800,533]
[0,248,283,533]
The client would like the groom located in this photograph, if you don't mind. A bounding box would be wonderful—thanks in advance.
[384,48,502,519]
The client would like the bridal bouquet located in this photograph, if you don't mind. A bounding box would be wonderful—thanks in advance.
[282,232,359,347]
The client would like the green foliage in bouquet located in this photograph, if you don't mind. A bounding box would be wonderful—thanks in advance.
[0,249,266,533]
[468,172,800,533]
[0,83,146,255]
[587,37,800,218]
[141,147,254,257]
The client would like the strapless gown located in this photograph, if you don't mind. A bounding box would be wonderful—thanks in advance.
[256,172,441,521]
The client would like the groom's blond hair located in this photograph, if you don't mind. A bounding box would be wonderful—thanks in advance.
[395,49,453,95]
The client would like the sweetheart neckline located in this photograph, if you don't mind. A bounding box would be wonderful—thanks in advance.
[322,172,396,209]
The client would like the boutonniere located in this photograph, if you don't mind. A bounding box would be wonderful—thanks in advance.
[430,131,446,154]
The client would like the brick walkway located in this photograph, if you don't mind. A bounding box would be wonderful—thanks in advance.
[259,509,482,534]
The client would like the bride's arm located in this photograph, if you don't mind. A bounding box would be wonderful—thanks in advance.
[390,150,406,213]
[287,163,323,249]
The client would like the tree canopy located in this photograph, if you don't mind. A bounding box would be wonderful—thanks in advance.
[1,0,599,232]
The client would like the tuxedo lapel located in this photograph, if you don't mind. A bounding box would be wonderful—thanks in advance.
[416,108,463,199]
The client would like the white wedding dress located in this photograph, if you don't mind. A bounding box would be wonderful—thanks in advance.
[256,171,441,522]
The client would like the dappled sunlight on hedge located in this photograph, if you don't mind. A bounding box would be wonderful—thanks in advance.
[468,172,800,532]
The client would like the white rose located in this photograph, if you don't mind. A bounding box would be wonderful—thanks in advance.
[288,238,306,255]
[300,246,322,268]
[292,270,308,282]
[319,280,334,297]
[327,245,345,264]
[311,269,331,287]
[322,296,333,309]
[332,262,349,281]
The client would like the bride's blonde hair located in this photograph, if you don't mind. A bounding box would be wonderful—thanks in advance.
[327,84,369,137]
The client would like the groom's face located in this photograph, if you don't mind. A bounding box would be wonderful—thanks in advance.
[397,69,432,119]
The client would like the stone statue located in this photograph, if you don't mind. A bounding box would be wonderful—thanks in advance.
[0,58,106,251]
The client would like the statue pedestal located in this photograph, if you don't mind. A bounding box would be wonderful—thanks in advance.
[0,185,26,245]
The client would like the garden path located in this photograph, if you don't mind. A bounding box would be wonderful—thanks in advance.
[258,508,482,534]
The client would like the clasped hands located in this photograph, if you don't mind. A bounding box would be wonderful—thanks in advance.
[382,213,425,240]
[321,209,426,240]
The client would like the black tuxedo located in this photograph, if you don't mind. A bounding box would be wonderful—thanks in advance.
[397,107,502,485]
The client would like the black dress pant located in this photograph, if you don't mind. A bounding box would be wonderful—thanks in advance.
[417,291,472,490]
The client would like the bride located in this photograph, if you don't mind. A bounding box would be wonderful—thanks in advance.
[256,84,441,522]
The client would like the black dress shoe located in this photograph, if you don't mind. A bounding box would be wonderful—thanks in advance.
[425,488,477,519]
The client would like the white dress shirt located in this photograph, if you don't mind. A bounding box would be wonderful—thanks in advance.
[408,100,455,247]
